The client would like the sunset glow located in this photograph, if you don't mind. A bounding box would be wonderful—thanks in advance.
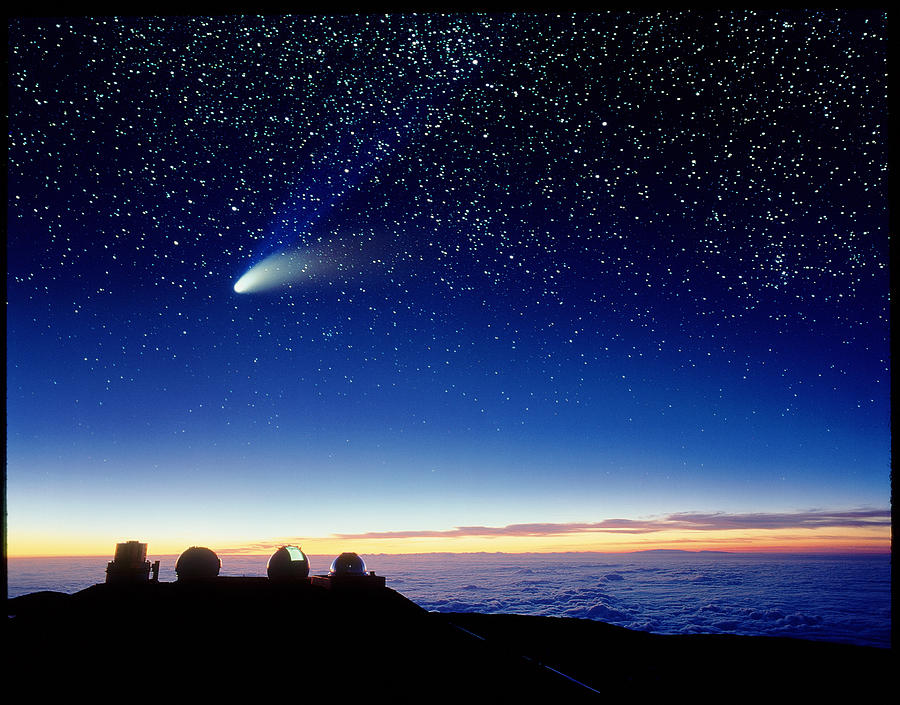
[8,522,890,558]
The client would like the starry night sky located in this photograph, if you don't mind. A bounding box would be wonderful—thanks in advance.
[6,13,890,554]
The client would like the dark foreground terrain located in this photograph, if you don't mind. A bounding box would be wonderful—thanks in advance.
[7,579,890,702]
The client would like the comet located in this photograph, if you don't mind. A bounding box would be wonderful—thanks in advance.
[234,233,397,294]
[233,249,332,293]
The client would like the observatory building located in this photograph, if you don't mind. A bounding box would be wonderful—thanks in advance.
[330,551,368,575]
[101,542,385,591]
[175,546,221,581]
[311,552,386,589]
[267,545,310,581]
[106,541,159,583]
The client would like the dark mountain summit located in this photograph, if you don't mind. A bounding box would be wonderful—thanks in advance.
[8,576,889,702]
[6,544,890,701]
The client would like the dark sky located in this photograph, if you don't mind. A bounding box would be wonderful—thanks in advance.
[6,12,889,553]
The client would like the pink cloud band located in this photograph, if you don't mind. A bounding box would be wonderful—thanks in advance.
[331,509,891,540]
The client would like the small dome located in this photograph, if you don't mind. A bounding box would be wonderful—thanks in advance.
[267,545,310,580]
[330,552,367,576]
[175,546,221,581]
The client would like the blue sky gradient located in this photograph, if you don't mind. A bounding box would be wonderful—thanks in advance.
[7,13,889,554]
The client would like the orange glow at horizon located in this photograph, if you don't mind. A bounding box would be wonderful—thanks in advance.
[7,525,891,558]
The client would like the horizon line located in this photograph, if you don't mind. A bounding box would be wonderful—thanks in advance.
[9,547,892,559]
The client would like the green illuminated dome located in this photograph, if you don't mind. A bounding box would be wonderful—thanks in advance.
[267,545,310,580]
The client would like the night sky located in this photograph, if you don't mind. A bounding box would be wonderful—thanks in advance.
[7,12,890,555]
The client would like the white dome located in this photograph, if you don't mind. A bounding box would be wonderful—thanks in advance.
[329,552,367,576]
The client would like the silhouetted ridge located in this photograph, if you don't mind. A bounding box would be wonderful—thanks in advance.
[6,544,890,701]
[7,578,889,702]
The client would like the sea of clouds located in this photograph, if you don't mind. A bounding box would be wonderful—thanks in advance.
[8,552,890,648]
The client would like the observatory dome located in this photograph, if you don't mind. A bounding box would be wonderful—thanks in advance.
[175,546,221,581]
[329,552,367,576]
[267,545,310,580]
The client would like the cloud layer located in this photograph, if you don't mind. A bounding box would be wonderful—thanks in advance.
[362,552,892,649]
